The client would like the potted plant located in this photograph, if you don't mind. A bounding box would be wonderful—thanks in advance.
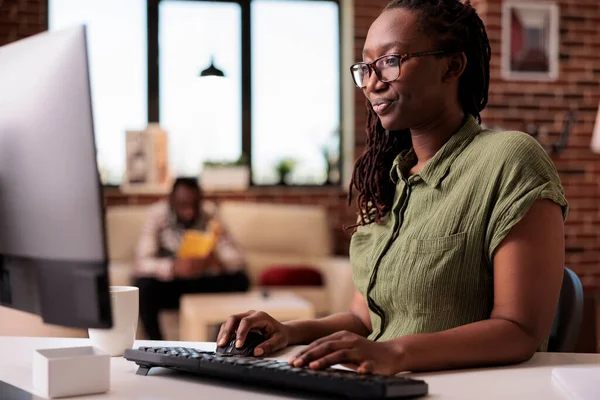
[275,158,297,186]
[201,154,249,191]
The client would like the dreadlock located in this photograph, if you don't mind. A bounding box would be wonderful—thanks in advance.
[347,0,491,228]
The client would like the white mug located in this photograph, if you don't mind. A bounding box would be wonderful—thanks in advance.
[88,286,139,357]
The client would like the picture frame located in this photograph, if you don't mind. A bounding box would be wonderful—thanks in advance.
[501,1,560,82]
[121,124,171,194]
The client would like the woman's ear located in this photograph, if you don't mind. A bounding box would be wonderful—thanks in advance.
[443,52,467,82]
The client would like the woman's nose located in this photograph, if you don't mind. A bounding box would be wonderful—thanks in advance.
[364,70,387,93]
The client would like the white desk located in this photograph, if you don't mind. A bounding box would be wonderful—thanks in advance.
[1,336,599,399]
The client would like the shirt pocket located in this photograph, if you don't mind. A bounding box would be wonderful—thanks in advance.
[389,232,467,314]
[406,232,466,254]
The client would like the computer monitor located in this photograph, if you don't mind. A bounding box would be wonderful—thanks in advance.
[0,26,112,329]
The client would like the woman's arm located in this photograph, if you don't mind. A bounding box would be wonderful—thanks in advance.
[290,199,565,375]
[285,289,372,345]
[390,198,564,371]
[219,288,372,355]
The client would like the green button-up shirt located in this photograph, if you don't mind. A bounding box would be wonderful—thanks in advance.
[350,116,568,346]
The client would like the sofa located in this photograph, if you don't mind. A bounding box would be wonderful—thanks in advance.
[107,200,355,340]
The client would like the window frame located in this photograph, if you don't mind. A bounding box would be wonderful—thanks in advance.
[48,0,344,188]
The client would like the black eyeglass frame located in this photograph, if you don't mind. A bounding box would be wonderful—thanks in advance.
[350,50,451,88]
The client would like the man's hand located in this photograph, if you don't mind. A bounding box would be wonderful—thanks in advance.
[173,253,218,278]
[288,331,405,375]
[173,258,204,278]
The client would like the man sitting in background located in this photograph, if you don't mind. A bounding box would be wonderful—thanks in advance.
[134,177,249,340]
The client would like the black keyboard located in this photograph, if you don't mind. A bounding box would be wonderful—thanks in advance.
[124,346,428,399]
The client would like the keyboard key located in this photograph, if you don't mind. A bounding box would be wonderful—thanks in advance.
[231,359,253,365]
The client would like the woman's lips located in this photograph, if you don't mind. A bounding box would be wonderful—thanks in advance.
[372,100,395,114]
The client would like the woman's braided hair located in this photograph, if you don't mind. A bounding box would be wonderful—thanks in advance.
[347,0,491,228]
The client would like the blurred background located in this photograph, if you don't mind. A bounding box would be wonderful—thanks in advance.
[0,0,599,351]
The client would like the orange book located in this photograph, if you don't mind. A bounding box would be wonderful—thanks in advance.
[177,220,221,259]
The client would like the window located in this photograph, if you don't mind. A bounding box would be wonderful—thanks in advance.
[48,0,341,186]
[159,1,242,177]
[48,0,147,185]
[251,0,340,185]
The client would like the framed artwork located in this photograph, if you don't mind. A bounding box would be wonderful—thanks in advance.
[501,1,559,81]
[121,124,171,194]
[125,130,149,185]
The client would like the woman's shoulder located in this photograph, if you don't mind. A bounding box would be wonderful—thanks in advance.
[467,127,557,174]
[474,127,544,156]
[469,126,567,214]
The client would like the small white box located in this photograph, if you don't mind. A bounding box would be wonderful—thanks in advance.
[33,346,110,399]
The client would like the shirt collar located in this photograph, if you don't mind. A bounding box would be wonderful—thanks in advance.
[390,115,483,187]
[167,206,207,231]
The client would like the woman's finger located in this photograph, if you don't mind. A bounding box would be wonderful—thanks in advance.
[357,360,374,374]
[217,311,254,346]
[308,349,363,370]
[291,340,352,367]
[235,312,270,348]
[254,332,285,356]
[290,331,347,362]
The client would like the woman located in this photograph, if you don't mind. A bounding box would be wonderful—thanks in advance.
[217,0,568,376]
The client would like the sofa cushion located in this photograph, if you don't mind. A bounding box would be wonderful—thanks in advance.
[105,205,150,262]
[259,266,323,287]
[218,202,332,257]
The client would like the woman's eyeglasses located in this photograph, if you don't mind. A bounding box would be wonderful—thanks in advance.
[350,50,449,88]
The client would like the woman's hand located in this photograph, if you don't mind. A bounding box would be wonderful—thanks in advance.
[217,310,298,356]
[289,331,404,375]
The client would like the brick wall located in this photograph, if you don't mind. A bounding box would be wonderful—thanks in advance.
[0,0,46,46]
[476,0,600,293]
[476,0,600,351]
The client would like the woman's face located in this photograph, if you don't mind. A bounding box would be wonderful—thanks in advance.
[361,8,454,131]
